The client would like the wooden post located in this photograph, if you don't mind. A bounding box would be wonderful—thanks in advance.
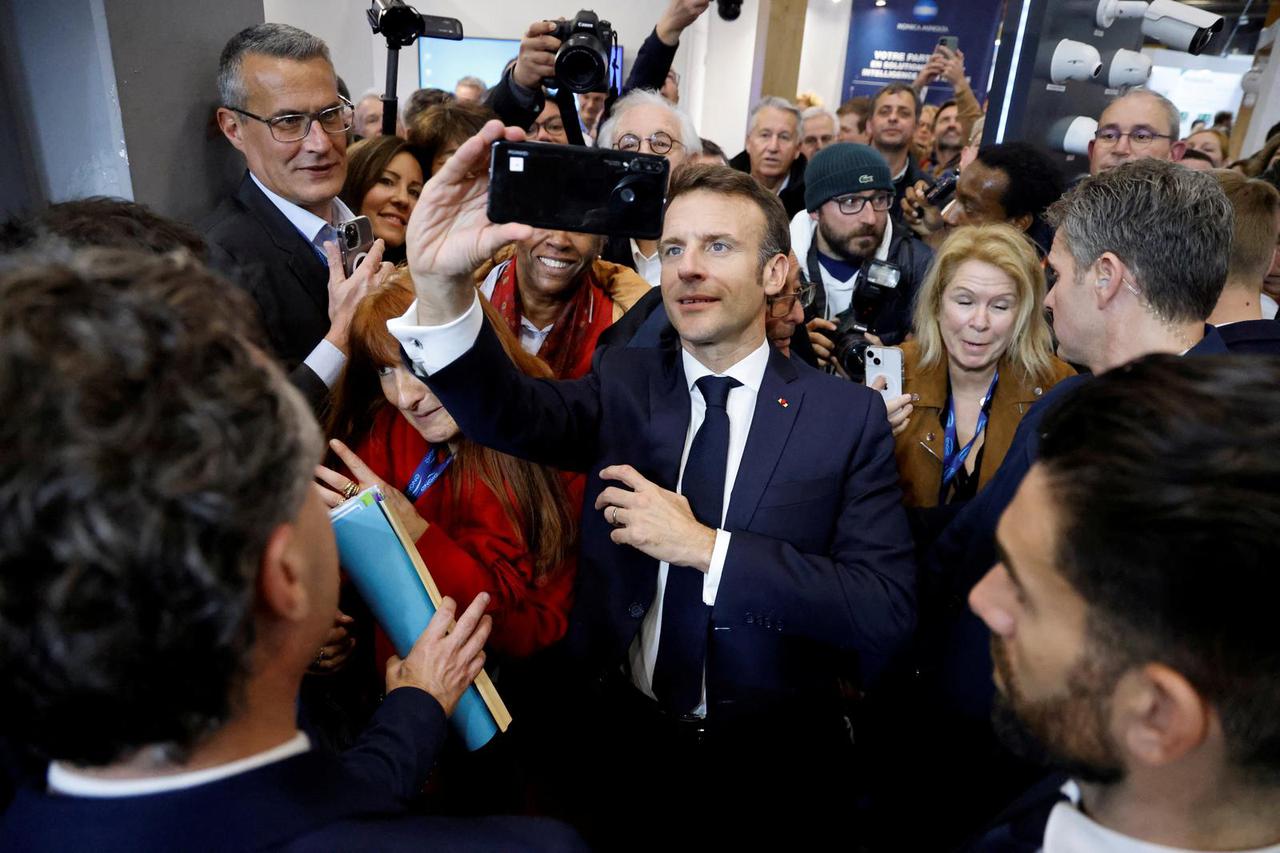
[760,0,810,102]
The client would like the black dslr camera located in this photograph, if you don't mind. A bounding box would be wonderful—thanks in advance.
[551,10,616,93]
[831,259,902,381]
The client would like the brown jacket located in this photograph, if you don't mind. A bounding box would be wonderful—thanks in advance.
[473,245,650,323]
[892,339,1075,508]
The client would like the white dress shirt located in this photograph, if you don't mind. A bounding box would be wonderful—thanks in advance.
[47,732,310,798]
[811,215,894,319]
[629,239,662,287]
[1041,780,1280,853]
[249,173,355,388]
[387,296,768,716]
[1262,293,1278,320]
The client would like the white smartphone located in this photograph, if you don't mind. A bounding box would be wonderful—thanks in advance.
[864,345,904,401]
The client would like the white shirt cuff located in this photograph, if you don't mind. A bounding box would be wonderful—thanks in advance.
[702,530,731,606]
[386,294,483,375]
[303,339,347,389]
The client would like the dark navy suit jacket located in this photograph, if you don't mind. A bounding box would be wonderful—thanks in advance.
[202,172,332,413]
[0,689,585,853]
[418,321,917,715]
[1217,318,1280,355]
[926,326,1232,720]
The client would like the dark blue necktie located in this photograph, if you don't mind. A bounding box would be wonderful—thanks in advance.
[652,374,742,713]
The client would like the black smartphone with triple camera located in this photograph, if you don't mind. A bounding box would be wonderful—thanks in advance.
[487,141,670,239]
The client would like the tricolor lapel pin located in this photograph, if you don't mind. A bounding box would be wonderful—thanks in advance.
[778,397,789,408]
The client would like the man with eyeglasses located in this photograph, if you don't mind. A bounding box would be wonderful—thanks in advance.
[1088,88,1187,176]
[597,89,704,286]
[793,143,933,366]
[205,23,387,413]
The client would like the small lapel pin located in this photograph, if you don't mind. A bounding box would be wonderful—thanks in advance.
[778,397,789,408]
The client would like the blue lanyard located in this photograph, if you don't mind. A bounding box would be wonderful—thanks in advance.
[941,371,999,490]
[404,445,453,501]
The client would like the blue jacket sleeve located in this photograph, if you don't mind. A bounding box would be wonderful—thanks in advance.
[340,687,447,802]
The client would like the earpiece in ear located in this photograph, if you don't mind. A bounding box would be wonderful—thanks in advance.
[1098,277,1110,288]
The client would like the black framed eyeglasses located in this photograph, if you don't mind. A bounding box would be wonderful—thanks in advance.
[615,132,684,156]
[832,192,893,215]
[1092,125,1172,147]
[227,97,354,143]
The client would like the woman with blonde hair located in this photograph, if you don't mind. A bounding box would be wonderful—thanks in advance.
[887,223,1074,507]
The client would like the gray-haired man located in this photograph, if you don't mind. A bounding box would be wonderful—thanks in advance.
[730,96,808,216]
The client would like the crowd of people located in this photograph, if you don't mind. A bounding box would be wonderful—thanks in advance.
[2,1,1280,851]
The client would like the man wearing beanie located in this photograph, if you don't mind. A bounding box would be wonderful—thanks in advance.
[793,143,934,360]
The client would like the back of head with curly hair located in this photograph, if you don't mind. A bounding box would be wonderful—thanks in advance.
[0,249,321,766]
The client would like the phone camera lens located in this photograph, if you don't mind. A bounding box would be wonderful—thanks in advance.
[872,357,881,365]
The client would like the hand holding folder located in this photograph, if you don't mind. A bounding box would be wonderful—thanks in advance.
[330,486,512,750]
[384,591,492,717]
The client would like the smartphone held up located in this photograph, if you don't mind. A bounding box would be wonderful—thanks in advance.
[486,140,669,239]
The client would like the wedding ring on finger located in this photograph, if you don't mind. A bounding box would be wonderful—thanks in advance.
[341,481,360,501]
[609,505,623,527]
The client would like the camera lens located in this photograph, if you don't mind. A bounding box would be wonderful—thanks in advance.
[345,225,356,239]
[619,188,636,204]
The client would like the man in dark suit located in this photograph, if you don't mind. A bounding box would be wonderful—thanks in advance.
[204,23,391,412]
[963,355,1280,852]
[387,120,916,848]
[1209,170,1280,355]
[882,159,1237,849]
[0,251,582,852]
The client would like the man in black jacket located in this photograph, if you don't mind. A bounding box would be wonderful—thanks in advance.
[204,23,391,413]
[485,0,711,135]
[729,96,808,217]
[0,250,581,852]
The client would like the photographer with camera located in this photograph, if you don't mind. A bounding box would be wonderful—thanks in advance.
[486,1,711,139]
[794,144,933,373]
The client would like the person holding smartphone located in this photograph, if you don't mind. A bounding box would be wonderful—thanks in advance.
[886,223,1073,508]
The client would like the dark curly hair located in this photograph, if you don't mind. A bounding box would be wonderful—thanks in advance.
[975,142,1066,226]
[0,249,321,766]
[0,197,207,257]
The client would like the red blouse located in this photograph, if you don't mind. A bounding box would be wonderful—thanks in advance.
[353,406,579,661]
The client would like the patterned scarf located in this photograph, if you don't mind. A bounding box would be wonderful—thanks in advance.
[488,258,616,379]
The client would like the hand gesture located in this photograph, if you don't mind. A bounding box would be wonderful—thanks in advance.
[387,593,492,716]
[807,316,837,368]
[595,465,717,571]
[913,56,944,90]
[871,377,915,437]
[901,179,944,236]
[315,438,430,543]
[403,120,533,325]
[322,238,394,352]
[308,610,356,674]
[936,46,968,89]
[657,0,712,46]
[513,20,562,90]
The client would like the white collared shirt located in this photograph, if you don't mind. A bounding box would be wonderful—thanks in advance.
[387,297,768,717]
[249,173,356,388]
[47,732,310,798]
[1041,780,1280,853]
[629,239,662,287]
[1262,293,1278,320]
[479,261,556,356]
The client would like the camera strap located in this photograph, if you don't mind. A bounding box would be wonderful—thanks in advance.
[552,86,587,147]
[940,370,999,490]
[404,445,454,502]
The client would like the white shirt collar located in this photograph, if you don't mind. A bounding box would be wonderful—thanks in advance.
[1044,780,1280,853]
[680,338,771,396]
[249,172,354,243]
[47,732,310,798]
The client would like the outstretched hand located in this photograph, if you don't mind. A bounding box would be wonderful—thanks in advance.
[404,119,534,325]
